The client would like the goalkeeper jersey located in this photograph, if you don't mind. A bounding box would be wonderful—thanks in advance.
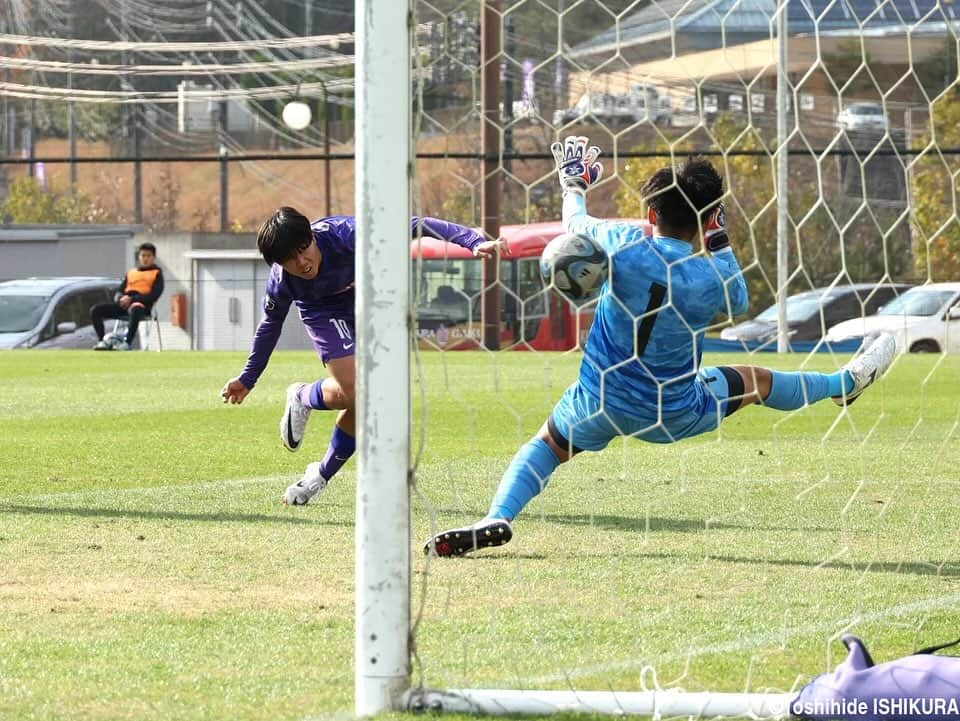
[563,194,749,416]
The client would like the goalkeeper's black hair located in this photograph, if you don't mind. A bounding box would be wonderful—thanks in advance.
[641,156,724,236]
[257,206,314,266]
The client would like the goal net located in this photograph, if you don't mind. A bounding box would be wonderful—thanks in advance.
[394,0,960,717]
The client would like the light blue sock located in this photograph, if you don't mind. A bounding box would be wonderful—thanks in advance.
[487,438,561,521]
[764,369,852,410]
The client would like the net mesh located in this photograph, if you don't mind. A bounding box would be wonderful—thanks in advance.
[409,0,960,711]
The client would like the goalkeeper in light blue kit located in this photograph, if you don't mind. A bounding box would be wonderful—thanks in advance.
[425,136,896,557]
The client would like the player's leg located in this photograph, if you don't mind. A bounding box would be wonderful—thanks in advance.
[720,333,895,413]
[283,313,357,506]
[123,302,148,347]
[313,354,357,479]
[421,422,564,557]
[90,302,123,349]
[280,311,355,451]
[703,363,842,415]
[485,417,573,522]
[424,383,613,557]
[282,358,356,505]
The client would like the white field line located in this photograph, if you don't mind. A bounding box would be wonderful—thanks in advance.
[524,591,960,686]
[1,474,290,504]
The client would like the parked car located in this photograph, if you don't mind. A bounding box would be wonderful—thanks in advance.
[720,283,912,346]
[825,282,960,353]
[838,102,887,133]
[0,277,119,349]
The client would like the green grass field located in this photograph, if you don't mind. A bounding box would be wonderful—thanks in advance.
[1,349,959,721]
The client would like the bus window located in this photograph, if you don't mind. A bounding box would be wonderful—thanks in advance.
[514,258,547,343]
[414,259,482,343]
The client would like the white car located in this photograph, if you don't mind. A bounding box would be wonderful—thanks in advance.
[837,102,887,133]
[825,282,960,353]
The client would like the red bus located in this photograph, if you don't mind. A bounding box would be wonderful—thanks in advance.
[411,219,651,351]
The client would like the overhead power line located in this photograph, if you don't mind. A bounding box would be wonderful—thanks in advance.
[0,31,355,52]
[0,54,355,76]
[0,78,353,103]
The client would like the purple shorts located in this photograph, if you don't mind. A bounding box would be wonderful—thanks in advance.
[301,302,356,364]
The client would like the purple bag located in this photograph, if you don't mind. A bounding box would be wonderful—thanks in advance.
[791,634,960,720]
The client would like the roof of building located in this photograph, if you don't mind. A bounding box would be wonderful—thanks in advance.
[571,0,960,60]
[0,224,139,243]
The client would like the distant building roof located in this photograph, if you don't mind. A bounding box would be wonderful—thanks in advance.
[571,0,960,61]
[0,224,139,243]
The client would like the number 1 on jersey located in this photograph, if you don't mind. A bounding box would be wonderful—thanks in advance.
[635,282,666,357]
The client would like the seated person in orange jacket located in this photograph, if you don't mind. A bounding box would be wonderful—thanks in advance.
[91,242,164,350]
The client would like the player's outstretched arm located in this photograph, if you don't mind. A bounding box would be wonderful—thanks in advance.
[224,274,293,403]
[553,137,636,255]
[411,216,509,258]
[552,136,603,234]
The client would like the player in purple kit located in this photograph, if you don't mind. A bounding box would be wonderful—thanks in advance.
[221,206,506,505]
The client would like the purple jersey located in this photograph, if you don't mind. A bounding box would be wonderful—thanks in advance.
[238,215,483,389]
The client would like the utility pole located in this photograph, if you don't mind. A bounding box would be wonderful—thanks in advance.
[68,0,76,186]
[503,13,514,178]
[480,0,502,351]
[219,144,229,231]
[322,81,331,216]
[134,107,142,223]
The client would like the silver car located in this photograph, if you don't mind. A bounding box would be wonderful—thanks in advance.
[0,277,119,349]
[838,102,887,133]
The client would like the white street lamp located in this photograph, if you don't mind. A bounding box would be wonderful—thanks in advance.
[282,99,312,130]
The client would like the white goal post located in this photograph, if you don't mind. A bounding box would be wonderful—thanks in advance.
[355,0,412,715]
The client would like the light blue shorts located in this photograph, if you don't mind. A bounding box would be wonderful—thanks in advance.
[548,366,745,452]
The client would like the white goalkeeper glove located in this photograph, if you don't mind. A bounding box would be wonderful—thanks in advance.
[550,135,604,195]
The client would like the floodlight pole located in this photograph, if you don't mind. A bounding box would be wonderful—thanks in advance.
[354,0,411,716]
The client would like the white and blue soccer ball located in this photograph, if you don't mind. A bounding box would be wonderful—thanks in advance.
[539,232,609,303]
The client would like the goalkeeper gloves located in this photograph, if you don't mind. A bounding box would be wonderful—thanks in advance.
[704,203,729,252]
[551,135,604,195]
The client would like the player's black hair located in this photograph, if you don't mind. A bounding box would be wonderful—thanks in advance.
[641,156,724,236]
[257,206,314,266]
[137,242,157,255]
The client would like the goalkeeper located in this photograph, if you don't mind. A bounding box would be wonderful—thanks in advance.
[425,136,896,557]
[221,206,506,506]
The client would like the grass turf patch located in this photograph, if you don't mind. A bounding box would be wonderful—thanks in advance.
[1,349,958,720]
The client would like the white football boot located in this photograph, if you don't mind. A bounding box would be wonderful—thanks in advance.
[280,383,312,451]
[282,462,327,506]
[832,332,896,407]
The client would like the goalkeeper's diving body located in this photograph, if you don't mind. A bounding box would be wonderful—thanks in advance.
[221,207,506,506]
[425,136,896,557]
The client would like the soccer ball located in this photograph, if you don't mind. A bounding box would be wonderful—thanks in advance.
[539,232,609,303]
